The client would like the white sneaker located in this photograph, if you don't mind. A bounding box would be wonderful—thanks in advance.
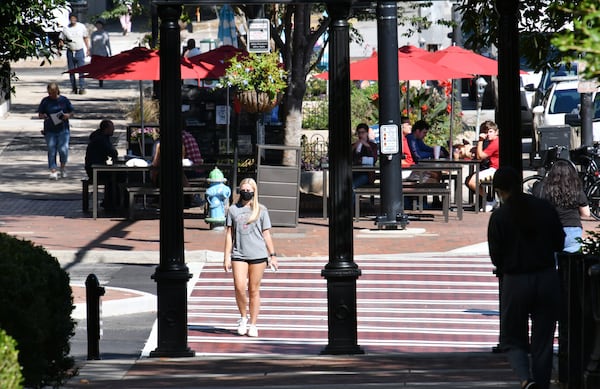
[485,200,497,212]
[237,317,248,336]
[49,171,58,180]
[247,324,258,337]
[60,169,67,178]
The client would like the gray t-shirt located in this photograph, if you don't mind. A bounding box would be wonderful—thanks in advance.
[226,203,272,260]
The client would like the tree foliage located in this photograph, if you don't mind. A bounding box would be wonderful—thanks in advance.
[551,0,600,81]
[0,0,68,95]
[457,0,599,81]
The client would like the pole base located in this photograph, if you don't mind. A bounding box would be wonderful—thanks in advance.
[149,348,195,358]
[320,344,365,355]
[374,213,409,230]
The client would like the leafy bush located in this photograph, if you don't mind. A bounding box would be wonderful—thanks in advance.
[580,228,600,256]
[0,233,75,388]
[0,328,23,389]
[302,99,328,130]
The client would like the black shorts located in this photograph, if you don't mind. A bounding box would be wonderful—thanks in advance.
[231,258,268,265]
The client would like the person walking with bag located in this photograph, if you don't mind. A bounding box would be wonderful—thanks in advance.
[37,82,74,180]
[223,178,278,338]
[488,166,565,389]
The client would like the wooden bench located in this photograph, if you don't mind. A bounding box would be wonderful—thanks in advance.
[354,182,450,222]
[82,178,105,213]
[126,184,206,220]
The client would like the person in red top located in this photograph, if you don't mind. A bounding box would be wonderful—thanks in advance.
[467,120,500,211]
[400,116,414,178]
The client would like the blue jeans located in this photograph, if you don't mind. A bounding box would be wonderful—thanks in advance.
[67,49,86,90]
[352,173,371,207]
[563,226,583,253]
[45,130,70,170]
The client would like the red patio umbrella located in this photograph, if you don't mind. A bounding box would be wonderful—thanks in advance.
[67,47,211,157]
[314,50,471,81]
[398,44,428,57]
[187,45,248,81]
[420,46,499,76]
[69,47,209,81]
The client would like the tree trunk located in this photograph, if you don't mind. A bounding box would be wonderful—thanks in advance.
[278,4,328,166]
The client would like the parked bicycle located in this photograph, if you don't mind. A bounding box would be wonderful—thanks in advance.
[522,144,600,220]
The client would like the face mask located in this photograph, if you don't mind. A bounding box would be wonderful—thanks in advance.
[240,191,254,201]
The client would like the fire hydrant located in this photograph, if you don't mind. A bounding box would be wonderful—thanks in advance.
[205,167,231,230]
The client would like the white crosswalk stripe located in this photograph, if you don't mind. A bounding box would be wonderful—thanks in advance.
[187,254,501,354]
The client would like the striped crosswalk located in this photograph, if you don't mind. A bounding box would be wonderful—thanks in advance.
[187,253,501,355]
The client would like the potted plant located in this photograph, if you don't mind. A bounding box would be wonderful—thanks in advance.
[218,51,288,113]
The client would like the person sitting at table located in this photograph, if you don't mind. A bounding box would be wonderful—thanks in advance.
[351,122,379,190]
[466,120,500,212]
[85,119,119,210]
[182,128,203,179]
[406,120,449,162]
[405,120,446,209]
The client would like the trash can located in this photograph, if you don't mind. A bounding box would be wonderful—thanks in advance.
[537,125,571,161]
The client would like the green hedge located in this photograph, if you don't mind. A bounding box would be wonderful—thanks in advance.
[0,328,23,389]
[0,233,75,388]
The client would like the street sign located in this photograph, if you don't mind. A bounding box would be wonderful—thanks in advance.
[380,124,399,154]
[247,19,270,53]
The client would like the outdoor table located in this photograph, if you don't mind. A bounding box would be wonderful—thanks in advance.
[418,158,483,213]
[92,164,151,219]
[321,165,379,219]
[92,163,234,219]
[321,164,461,220]
[411,161,464,220]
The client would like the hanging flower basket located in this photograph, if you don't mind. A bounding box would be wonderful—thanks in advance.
[218,51,287,113]
[236,90,280,113]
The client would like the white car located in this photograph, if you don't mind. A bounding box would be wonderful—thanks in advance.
[533,78,600,141]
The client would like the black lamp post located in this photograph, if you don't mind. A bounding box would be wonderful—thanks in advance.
[375,1,406,229]
[320,0,363,355]
[496,0,522,177]
[150,2,193,358]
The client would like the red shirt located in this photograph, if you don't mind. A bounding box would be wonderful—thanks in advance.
[484,137,500,169]
[401,133,414,167]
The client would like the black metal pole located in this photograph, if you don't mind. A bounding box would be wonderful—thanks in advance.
[375,1,406,229]
[495,0,522,178]
[85,273,105,360]
[150,2,193,358]
[581,92,594,146]
[321,0,363,355]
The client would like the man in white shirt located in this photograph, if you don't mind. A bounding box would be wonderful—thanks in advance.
[59,14,89,95]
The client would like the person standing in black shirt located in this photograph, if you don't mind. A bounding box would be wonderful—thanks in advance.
[488,166,565,389]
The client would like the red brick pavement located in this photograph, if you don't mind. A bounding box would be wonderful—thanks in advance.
[0,209,491,256]
[3,206,599,256]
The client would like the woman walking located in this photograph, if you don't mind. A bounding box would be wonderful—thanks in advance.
[37,82,73,180]
[534,159,590,252]
[224,178,278,337]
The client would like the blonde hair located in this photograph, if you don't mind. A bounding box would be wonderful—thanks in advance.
[47,82,60,95]
[238,177,261,224]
